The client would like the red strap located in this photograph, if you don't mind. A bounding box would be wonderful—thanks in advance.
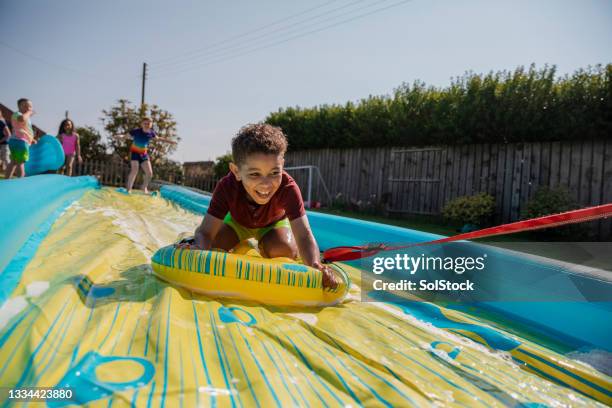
[322,203,612,263]
[321,245,386,262]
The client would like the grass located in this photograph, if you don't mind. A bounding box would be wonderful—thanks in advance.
[310,208,534,242]
[310,208,612,271]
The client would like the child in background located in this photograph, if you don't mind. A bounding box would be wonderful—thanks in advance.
[185,123,338,288]
[117,117,176,194]
[57,119,82,176]
[0,111,10,172]
[5,98,37,179]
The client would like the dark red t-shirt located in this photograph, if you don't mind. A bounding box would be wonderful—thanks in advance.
[207,171,306,228]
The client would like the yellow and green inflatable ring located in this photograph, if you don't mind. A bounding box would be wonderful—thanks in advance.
[151,241,350,307]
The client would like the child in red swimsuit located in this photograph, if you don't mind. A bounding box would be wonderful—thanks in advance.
[188,123,337,288]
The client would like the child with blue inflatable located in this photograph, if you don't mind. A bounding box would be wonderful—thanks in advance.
[5,98,37,179]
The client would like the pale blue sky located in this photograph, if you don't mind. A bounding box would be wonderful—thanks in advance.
[2,0,611,162]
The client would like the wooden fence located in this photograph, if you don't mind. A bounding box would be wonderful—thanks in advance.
[71,160,215,191]
[69,140,612,239]
[286,140,612,239]
[73,160,129,186]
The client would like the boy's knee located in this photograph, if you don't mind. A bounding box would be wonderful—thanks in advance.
[261,232,298,259]
[264,243,297,259]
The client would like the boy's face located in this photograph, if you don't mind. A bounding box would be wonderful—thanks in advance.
[230,153,284,205]
[19,100,33,114]
[142,119,152,131]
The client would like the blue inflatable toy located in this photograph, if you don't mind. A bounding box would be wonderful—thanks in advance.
[24,134,65,175]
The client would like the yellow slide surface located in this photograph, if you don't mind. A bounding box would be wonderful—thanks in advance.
[1,188,610,407]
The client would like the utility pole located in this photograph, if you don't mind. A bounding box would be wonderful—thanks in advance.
[141,62,147,109]
[65,110,69,119]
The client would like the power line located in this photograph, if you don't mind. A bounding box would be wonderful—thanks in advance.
[0,40,139,82]
[0,40,90,76]
[149,0,343,66]
[149,0,369,73]
[148,0,407,79]
[148,0,414,80]
[149,0,378,73]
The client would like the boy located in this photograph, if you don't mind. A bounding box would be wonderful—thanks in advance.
[118,117,176,193]
[188,123,337,288]
[5,98,36,179]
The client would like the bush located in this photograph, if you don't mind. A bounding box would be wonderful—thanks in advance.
[76,126,108,161]
[523,186,577,218]
[523,187,587,239]
[154,158,183,183]
[266,64,612,149]
[442,193,495,227]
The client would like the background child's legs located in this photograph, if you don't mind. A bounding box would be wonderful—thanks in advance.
[140,160,153,193]
[5,162,16,178]
[0,145,9,171]
[126,160,140,191]
[259,228,298,259]
[64,154,75,176]
[211,224,240,251]
[16,163,25,178]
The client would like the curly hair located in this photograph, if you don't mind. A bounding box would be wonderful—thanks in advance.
[232,123,288,166]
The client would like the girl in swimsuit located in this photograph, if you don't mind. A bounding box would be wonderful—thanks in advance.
[57,119,82,176]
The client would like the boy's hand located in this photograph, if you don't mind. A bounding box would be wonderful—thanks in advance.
[174,241,226,253]
[175,242,194,249]
[314,262,339,290]
[175,237,201,250]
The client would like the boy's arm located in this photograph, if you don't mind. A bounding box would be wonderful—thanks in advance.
[20,111,33,122]
[290,216,338,288]
[193,214,224,250]
[156,137,177,145]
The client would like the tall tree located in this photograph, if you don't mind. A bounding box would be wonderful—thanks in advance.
[213,153,233,179]
[266,64,611,149]
[75,126,108,161]
[101,99,180,164]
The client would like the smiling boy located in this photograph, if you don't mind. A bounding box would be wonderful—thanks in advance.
[189,123,337,288]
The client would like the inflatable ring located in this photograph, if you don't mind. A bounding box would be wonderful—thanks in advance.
[151,240,350,307]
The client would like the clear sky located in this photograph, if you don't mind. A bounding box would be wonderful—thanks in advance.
[2,0,611,162]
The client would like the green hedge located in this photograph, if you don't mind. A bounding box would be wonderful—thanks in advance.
[266,64,611,150]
